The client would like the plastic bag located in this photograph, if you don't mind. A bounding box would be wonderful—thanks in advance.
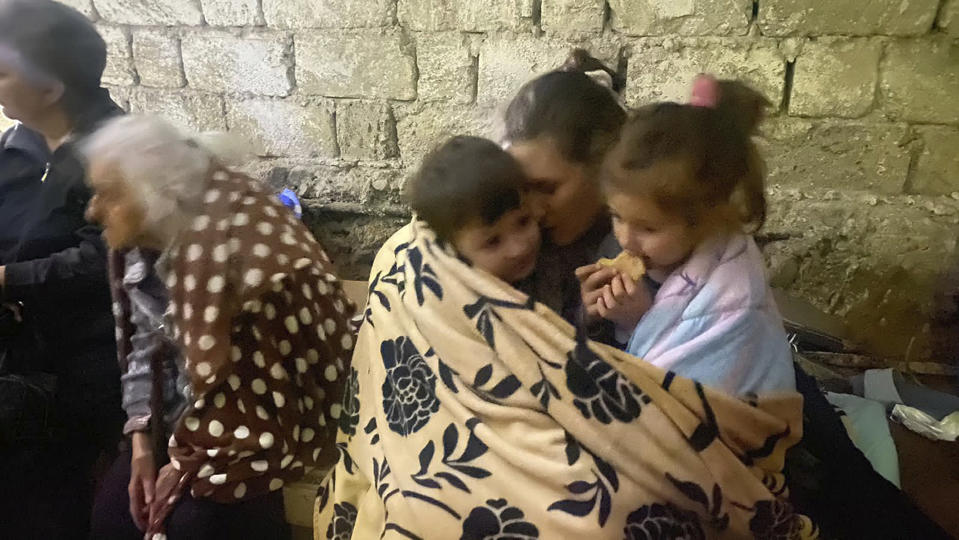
[277,188,302,219]
[891,404,959,442]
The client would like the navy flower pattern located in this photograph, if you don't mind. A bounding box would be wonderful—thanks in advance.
[326,502,358,540]
[749,500,802,540]
[381,337,440,436]
[340,367,360,437]
[318,223,814,540]
[565,336,643,424]
[624,504,705,540]
[461,499,540,540]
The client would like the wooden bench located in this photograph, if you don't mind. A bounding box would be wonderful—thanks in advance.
[284,280,368,537]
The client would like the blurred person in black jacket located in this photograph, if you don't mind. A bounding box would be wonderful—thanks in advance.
[0,0,123,536]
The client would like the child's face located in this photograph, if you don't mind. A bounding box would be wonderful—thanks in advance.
[453,202,541,284]
[607,190,700,279]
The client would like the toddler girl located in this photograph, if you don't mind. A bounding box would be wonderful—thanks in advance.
[581,76,795,396]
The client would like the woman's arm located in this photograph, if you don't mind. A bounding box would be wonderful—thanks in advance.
[0,224,109,301]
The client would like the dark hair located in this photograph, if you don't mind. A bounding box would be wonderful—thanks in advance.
[602,80,770,232]
[503,49,626,168]
[560,48,625,93]
[406,136,527,241]
[0,0,106,117]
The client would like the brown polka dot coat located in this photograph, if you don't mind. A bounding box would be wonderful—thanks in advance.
[146,168,355,536]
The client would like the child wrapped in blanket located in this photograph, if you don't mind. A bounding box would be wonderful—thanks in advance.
[578,75,796,396]
[406,135,541,285]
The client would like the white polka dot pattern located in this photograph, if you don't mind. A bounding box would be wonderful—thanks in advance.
[157,169,356,514]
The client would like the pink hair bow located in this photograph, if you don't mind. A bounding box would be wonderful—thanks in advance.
[689,73,719,108]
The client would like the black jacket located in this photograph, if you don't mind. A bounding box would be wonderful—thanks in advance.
[0,124,48,260]
[1,94,123,369]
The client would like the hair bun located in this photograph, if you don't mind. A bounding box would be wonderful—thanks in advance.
[561,48,594,72]
[560,48,624,93]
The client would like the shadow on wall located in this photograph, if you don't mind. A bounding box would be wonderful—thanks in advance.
[303,208,409,282]
[763,195,959,363]
[929,253,959,363]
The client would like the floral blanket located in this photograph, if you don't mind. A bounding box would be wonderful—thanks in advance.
[315,220,816,539]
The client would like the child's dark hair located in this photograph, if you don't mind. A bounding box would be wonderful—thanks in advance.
[406,136,527,241]
[602,79,771,232]
[502,49,626,168]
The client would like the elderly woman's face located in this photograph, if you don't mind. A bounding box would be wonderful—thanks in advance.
[508,137,604,247]
[85,159,148,249]
[0,55,54,130]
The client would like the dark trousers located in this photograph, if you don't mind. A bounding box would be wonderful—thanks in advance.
[91,447,291,540]
[787,364,951,539]
[0,344,122,539]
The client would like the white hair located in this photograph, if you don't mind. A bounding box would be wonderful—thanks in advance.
[82,115,251,236]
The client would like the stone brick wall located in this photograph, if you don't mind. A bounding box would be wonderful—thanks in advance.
[5,0,958,362]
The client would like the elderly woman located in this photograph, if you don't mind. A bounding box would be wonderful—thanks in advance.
[0,0,123,535]
[83,115,356,538]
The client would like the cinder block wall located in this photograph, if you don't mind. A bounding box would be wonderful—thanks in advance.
[6,0,957,363]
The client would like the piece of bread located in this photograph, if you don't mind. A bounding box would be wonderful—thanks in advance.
[597,252,646,281]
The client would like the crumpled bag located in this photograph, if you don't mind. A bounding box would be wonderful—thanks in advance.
[891,405,959,442]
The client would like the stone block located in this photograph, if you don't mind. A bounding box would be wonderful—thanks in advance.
[263,0,392,28]
[398,0,525,31]
[296,30,416,100]
[129,89,226,132]
[336,101,399,161]
[226,99,336,158]
[758,0,940,36]
[132,30,185,88]
[477,33,620,106]
[939,0,959,37]
[760,118,911,194]
[609,0,751,36]
[416,32,476,104]
[394,102,496,167]
[305,211,409,280]
[625,37,785,108]
[93,0,203,25]
[456,0,526,31]
[790,38,881,118]
[202,0,259,26]
[397,0,456,30]
[181,31,292,96]
[542,0,605,36]
[912,127,959,196]
[881,38,959,124]
[56,0,96,19]
[98,25,136,87]
[278,163,403,208]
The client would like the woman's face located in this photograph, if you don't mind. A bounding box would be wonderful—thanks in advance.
[0,54,56,130]
[508,137,603,246]
[85,159,149,250]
